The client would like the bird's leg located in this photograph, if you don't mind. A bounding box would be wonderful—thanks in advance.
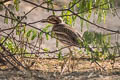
[70,47,77,72]
[61,48,73,75]
[68,48,74,72]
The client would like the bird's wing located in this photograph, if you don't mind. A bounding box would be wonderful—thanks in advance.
[52,24,82,46]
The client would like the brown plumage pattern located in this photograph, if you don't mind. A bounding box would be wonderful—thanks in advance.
[40,15,82,47]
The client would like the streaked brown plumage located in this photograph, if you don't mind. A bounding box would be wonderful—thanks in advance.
[40,15,82,47]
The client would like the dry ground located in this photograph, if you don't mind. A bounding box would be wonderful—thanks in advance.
[0,57,120,80]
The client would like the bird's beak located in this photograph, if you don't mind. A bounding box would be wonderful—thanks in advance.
[40,19,48,23]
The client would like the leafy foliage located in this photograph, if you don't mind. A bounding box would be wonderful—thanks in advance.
[0,0,119,65]
[83,31,112,60]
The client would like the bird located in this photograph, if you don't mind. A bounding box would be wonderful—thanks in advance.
[40,15,83,47]
[40,15,83,74]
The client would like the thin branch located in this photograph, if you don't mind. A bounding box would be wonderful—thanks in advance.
[0,1,45,45]
[0,52,19,70]
[69,9,120,34]
[0,0,11,4]
[68,0,82,9]
[0,27,15,32]
[0,44,27,69]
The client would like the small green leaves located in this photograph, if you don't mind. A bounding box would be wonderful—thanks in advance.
[83,31,95,44]
[46,0,53,12]
[16,25,21,35]
[41,24,52,40]
[62,10,76,26]
[31,30,37,40]
[43,48,49,52]
[26,29,37,40]
[39,32,43,39]
[57,51,63,60]
[83,31,113,60]
[45,33,49,40]
[26,29,32,38]
[14,0,20,11]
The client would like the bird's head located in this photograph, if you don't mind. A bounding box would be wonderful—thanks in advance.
[40,15,62,24]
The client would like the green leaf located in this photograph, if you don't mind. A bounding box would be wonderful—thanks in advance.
[4,10,8,24]
[45,33,49,40]
[31,30,37,40]
[43,48,49,52]
[39,32,43,38]
[103,10,107,23]
[21,25,26,34]
[58,51,63,60]
[26,29,32,38]
[83,31,95,44]
[97,10,102,23]
[14,0,20,11]
[4,17,8,24]
[16,25,21,35]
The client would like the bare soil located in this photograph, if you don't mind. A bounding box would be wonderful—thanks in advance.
[0,57,120,80]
